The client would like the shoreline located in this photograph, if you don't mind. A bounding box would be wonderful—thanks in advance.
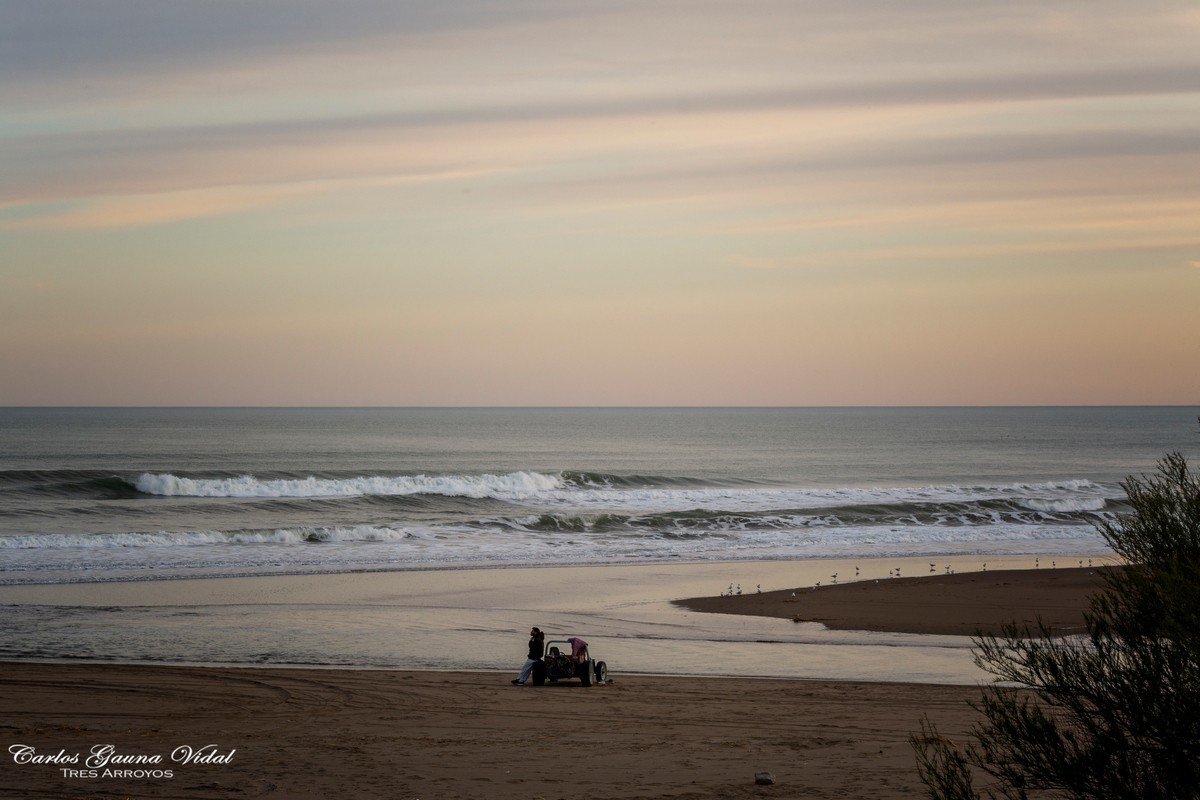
[0,555,1111,683]
[0,559,1111,796]
[0,550,1111,588]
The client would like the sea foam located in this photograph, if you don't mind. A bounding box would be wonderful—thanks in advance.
[0,526,413,549]
[1019,497,1108,513]
[133,471,565,499]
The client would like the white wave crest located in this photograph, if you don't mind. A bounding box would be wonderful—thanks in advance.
[531,478,1116,514]
[257,527,413,544]
[1019,497,1108,513]
[0,526,412,549]
[133,471,565,499]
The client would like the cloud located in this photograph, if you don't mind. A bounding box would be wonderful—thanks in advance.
[4,1,1199,245]
[7,0,1200,125]
[2,168,496,231]
[4,0,1197,230]
[0,1,555,84]
[7,93,1197,211]
[1,185,306,230]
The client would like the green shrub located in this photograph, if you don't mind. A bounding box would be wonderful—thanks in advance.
[913,450,1200,799]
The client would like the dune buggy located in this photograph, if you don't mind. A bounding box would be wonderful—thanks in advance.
[531,639,608,687]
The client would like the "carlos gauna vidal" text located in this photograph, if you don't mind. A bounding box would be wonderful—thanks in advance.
[9,743,236,779]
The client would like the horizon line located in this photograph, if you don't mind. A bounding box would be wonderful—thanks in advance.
[3,404,1198,411]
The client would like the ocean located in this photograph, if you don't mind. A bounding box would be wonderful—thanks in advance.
[2,406,1196,678]
[2,406,1196,585]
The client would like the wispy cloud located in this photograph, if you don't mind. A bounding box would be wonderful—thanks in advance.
[2,185,307,230]
[2,168,498,231]
[4,1,1199,231]
[4,0,1199,404]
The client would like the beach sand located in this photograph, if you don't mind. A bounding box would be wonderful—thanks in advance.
[0,565,1111,799]
[676,566,1113,637]
[0,663,989,800]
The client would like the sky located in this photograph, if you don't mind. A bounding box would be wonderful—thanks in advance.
[2,0,1198,406]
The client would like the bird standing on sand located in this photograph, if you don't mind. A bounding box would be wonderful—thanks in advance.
[831,573,838,584]
[756,584,762,594]
[736,584,742,595]
[929,563,936,573]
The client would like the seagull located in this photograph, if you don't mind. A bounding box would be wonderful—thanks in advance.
[930,562,937,573]
[815,581,821,589]
[791,591,796,598]
[854,565,860,577]
[736,584,742,595]
[831,573,838,584]
[756,584,762,594]
[1052,561,1057,569]
[982,562,988,572]
[1035,558,1040,569]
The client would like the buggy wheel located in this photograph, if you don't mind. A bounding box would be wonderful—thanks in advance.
[531,661,546,686]
[594,660,608,684]
[579,659,594,687]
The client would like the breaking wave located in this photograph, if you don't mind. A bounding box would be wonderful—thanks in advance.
[0,469,1124,583]
[0,526,413,549]
[1018,496,1108,513]
[133,471,565,499]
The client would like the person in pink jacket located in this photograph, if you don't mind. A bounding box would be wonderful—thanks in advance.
[567,636,588,662]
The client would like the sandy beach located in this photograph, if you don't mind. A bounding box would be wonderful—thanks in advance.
[1,663,990,800]
[677,566,1113,637]
[0,564,1110,799]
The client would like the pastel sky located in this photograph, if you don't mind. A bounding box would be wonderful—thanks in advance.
[3,1,1198,406]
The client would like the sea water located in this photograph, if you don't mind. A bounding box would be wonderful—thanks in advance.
[1,407,1195,584]
[0,407,1196,679]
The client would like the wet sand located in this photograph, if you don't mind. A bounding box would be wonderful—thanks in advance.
[676,566,1114,636]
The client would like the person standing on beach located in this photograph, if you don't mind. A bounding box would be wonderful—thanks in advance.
[512,626,544,685]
